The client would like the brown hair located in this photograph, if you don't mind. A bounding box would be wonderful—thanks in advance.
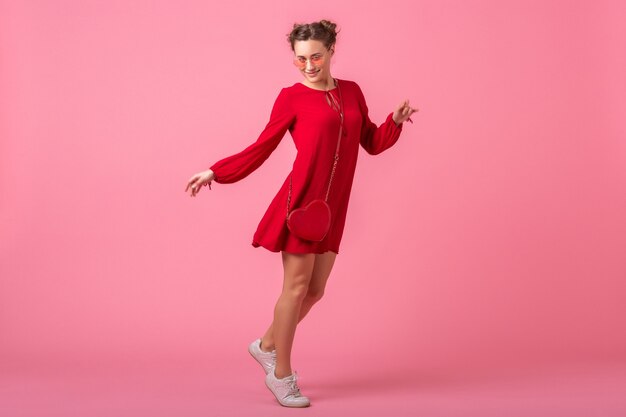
[287,19,340,52]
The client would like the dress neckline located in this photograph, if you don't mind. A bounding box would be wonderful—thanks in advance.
[297,78,339,92]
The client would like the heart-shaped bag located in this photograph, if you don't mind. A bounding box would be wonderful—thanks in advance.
[286,199,332,241]
[286,78,344,242]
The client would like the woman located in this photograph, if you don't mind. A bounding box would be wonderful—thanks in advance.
[185,20,417,407]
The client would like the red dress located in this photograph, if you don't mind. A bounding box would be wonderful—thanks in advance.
[209,79,404,254]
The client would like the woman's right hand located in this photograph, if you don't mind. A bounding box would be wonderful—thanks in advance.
[185,169,215,197]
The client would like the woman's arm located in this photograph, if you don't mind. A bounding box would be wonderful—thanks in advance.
[355,83,403,155]
[209,87,295,183]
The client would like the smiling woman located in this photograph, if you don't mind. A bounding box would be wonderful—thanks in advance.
[185,18,416,409]
[288,20,340,91]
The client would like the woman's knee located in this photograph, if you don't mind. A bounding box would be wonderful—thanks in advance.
[304,288,324,303]
[281,251,315,301]
[304,252,335,302]
[282,278,311,302]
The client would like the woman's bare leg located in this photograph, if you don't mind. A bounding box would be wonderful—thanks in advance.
[271,251,316,379]
[299,250,337,319]
[260,251,338,355]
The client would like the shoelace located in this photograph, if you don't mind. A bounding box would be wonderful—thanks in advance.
[283,372,302,397]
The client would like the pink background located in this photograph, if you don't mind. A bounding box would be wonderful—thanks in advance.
[1,0,625,415]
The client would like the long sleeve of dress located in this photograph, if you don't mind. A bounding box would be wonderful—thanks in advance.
[355,83,403,155]
[209,88,295,184]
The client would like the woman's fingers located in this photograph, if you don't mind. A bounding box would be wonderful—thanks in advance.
[186,177,201,196]
[397,100,418,119]
[186,175,199,191]
[186,172,215,196]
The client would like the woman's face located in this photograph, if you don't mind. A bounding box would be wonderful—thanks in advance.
[293,39,334,86]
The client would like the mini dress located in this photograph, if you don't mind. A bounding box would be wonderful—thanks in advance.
[209,78,404,254]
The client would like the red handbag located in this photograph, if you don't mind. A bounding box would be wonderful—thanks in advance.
[286,79,344,242]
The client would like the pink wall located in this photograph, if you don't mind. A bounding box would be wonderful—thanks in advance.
[1,0,625,375]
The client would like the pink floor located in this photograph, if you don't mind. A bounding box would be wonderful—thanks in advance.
[1,354,624,417]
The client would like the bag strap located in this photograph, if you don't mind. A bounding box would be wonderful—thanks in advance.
[286,79,344,219]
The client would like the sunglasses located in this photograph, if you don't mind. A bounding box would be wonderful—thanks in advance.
[293,52,327,69]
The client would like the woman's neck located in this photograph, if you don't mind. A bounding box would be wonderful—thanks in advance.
[303,76,336,91]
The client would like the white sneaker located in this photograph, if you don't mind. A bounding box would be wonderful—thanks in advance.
[265,369,311,407]
[248,338,276,375]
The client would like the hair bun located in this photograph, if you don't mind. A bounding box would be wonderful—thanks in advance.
[319,20,337,35]
[287,20,340,51]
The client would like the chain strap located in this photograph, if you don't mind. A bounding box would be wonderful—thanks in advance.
[286,79,344,220]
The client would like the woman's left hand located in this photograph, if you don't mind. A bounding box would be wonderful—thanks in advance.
[392,99,419,126]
